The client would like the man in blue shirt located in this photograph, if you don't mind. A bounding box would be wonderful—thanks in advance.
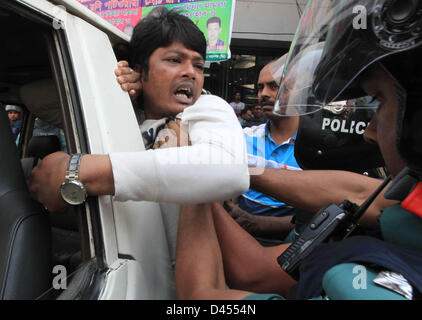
[233,57,301,218]
[241,116,300,217]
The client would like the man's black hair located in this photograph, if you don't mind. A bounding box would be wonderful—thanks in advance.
[240,108,249,116]
[129,8,206,79]
[206,16,221,27]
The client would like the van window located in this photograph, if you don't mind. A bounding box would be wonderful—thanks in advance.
[0,2,103,299]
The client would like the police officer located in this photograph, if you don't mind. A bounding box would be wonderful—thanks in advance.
[175,0,422,300]
[272,0,422,299]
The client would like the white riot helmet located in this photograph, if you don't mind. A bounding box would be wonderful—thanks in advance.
[273,0,422,176]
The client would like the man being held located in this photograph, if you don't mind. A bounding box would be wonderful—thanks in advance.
[118,55,303,240]
[30,9,248,212]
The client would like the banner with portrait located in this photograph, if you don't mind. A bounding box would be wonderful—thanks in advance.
[76,0,236,62]
[141,0,235,61]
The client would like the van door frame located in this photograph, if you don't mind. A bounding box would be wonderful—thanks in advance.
[2,0,106,272]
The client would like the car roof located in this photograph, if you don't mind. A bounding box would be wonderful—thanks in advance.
[27,0,130,44]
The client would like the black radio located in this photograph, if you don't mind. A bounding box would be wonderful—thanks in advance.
[278,176,392,279]
[277,201,358,278]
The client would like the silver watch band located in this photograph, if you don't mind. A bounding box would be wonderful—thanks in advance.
[65,153,83,181]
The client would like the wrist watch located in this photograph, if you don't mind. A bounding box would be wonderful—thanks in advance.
[60,153,88,205]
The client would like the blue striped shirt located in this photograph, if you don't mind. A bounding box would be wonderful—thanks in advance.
[241,121,301,216]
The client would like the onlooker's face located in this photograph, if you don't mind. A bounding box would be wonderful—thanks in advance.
[207,22,221,45]
[241,110,251,120]
[252,105,263,118]
[7,110,19,122]
[138,42,205,119]
[362,64,406,177]
[235,92,241,101]
[257,62,279,117]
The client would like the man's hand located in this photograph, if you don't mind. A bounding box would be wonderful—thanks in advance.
[30,151,70,212]
[223,200,295,239]
[154,119,191,149]
[114,60,141,100]
[223,200,260,235]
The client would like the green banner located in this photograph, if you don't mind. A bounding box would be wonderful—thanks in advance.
[142,0,235,62]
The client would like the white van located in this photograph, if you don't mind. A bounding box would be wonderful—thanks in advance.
[0,0,177,299]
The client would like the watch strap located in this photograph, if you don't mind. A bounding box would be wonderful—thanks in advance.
[65,153,83,181]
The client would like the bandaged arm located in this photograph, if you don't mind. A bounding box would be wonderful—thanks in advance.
[109,95,249,203]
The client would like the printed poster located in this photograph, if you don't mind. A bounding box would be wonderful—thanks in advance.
[76,0,235,61]
[76,0,142,36]
[141,0,235,61]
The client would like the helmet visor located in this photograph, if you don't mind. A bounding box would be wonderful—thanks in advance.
[273,0,422,116]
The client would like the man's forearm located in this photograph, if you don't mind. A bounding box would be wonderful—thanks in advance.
[237,213,294,239]
[211,203,295,296]
[250,168,397,226]
[175,204,224,299]
[175,204,252,300]
[80,154,115,196]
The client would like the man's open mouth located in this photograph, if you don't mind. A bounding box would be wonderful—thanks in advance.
[174,87,194,104]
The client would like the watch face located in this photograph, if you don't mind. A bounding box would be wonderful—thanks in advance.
[60,181,87,205]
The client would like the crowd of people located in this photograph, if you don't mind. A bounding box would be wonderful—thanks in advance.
[11,0,422,300]
[229,92,268,129]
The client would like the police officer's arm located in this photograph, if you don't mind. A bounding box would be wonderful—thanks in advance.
[114,60,141,100]
[175,203,256,300]
[250,168,398,227]
[175,202,295,299]
[210,202,296,296]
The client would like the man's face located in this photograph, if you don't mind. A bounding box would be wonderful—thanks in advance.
[139,42,205,119]
[207,22,221,45]
[362,64,406,177]
[241,110,252,120]
[252,105,263,119]
[257,62,279,118]
[7,110,19,122]
[235,92,241,101]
